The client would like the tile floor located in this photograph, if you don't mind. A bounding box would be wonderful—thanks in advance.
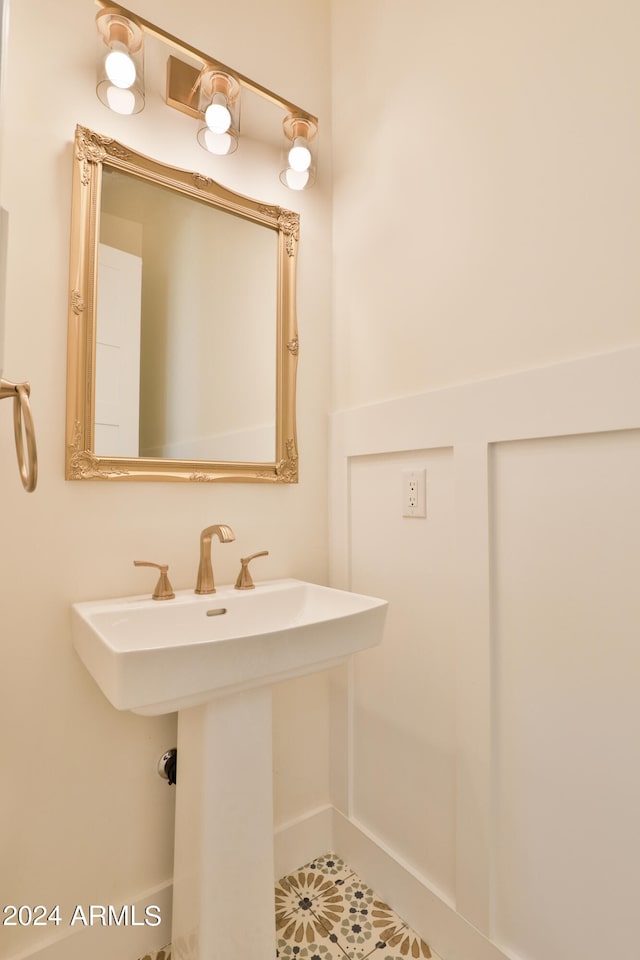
[275,853,438,960]
[138,852,440,960]
[138,949,171,960]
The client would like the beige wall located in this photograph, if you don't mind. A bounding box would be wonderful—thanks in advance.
[331,2,640,959]
[332,0,640,407]
[0,1,331,957]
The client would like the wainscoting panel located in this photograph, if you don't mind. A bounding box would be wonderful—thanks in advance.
[348,448,458,906]
[491,429,640,959]
[329,347,640,960]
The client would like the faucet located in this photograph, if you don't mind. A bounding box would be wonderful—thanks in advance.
[234,550,269,590]
[195,524,236,594]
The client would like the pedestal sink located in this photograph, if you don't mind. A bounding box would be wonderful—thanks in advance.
[71,579,387,960]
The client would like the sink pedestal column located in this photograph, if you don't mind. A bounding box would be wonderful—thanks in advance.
[172,687,275,960]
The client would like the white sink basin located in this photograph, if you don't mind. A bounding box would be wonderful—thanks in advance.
[72,578,387,715]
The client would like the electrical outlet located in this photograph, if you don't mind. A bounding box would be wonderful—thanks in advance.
[402,469,426,518]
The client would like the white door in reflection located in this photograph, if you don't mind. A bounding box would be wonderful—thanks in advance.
[98,167,278,465]
[94,243,142,457]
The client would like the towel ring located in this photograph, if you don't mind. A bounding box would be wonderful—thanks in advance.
[1,378,38,492]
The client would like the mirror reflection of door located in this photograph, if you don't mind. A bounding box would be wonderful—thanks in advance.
[94,243,142,457]
[97,166,277,465]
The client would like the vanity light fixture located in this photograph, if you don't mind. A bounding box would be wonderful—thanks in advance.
[96,8,145,115]
[280,115,317,191]
[93,1,319,189]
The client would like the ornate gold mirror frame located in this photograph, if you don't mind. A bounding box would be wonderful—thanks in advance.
[66,125,299,482]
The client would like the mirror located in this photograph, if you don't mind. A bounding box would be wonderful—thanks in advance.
[66,125,299,482]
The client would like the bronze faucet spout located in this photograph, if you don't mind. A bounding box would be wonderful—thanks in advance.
[195,524,235,594]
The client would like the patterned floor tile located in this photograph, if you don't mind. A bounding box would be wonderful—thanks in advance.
[276,937,346,959]
[276,869,344,926]
[277,903,335,946]
[342,876,401,936]
[379,923,435,958]
[277,901,349,957]
[137,947,172,960]
[303,853,355,886]
[303,874,406,960]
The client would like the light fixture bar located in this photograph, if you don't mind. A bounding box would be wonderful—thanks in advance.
[95,0,318,126]
[166,56,210,121]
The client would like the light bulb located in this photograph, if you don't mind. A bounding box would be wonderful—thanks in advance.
[284,167,310,191]
[288,137,312,173]
[202,129,233,155]
[106,85,136,114]
[205,93,232,134]
[104,47,136,89]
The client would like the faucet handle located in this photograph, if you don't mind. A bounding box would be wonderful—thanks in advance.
[134,561,176,601]
[234,551,269,590]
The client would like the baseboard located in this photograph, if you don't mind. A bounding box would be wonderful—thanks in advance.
[332,809,511,960]
[6,881,172,960]
[274,803,334,879]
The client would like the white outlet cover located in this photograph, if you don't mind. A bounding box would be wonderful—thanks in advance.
[402,469,426,518]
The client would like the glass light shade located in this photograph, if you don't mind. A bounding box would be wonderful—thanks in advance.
[197,69,240,157]
[280,115,318,190]
[96,11,145,115]
[282,168,310,191]
[197,128,237,156]
[105,85,137,115]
